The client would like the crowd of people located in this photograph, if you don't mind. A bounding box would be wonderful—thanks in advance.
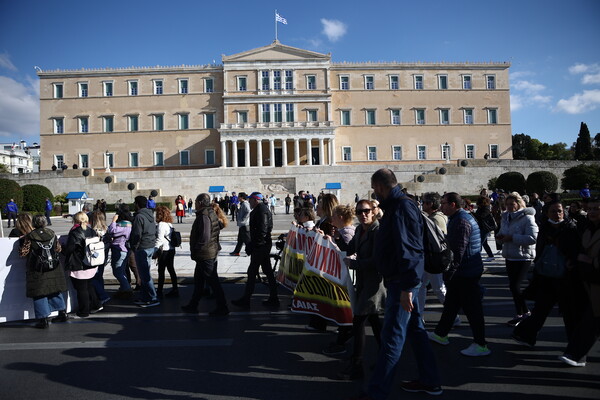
[5,172,599,398]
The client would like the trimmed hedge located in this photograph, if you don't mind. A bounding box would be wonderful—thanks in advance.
[526,171,558,195]
[22,184,54,213]
[495,172,526,194]
[561,164,600,190]
[0,178,23,216]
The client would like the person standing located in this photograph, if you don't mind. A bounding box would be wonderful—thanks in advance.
[187,197,194,216]
[181,193,229,316]
[230,192,239,222]
[269,194,277,215]
[580,183,591,200]
[285,194,292,214]
[155,205,179,298]
[44,198,53,225]
[175,195,186,224]
[231,192,279,308]
[230,192,251,256]
[5,199,18,228]
[146,195,156,212]
[130,195,159,308]
[354,169,441,398]
[108,206,133,299]
[429,192,491,357]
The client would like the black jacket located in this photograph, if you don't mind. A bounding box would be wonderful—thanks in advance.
[130,208,156,250]
[250,202,273,247]
[63,225,97,271]
[190,206,220,261]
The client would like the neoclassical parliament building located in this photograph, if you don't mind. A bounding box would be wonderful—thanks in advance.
[38,41,512,172]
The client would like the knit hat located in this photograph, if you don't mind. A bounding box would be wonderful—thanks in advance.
[249,192,263,200]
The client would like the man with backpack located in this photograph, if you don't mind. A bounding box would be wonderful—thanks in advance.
[428,192,491,357]
[130,195,159,308]
[354,168,441,399]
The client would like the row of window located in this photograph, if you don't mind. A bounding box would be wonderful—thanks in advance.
[50,71,498,99]
[52,78,212,98]
[338,107,499,126]
[342,144,500,161]
[53,150,216,169]
[52,113,216,134]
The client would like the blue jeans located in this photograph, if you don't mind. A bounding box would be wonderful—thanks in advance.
[91,263,110,302]
[111,248,131,291]
[33,292,66,319]
[367,283,440,400]
[135,248,157,302]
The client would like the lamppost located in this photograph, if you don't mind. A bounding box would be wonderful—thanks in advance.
[105,150,111,173]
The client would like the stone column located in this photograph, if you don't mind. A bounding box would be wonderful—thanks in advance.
[306,138,312,165]
[244,140,250,167]
[257,139,263,167]
[294,138,300,166]
[319,138,325,166]
[220,140,227,168]
[269,138,275,167]
[231,140,238,168]
[281,138,288,166]
[329,137,336,165]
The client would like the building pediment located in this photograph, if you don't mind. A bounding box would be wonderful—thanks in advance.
[222,41,330,63]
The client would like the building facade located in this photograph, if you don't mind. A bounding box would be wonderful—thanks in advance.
[0,141,35,174]
[38,41,512,171]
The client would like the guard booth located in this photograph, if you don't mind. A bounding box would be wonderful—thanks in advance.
[208,186,226,201]
[66,192,92,215]
[322,182,342,200]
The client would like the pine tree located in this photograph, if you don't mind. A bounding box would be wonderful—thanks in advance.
[574,122,593,160]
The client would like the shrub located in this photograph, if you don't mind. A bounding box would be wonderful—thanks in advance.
[487,177,498,190]
[561,164,600,190]
[526,171,558,195]
[0,178,23,216]
[495,172,526,194]
[22,184,54,213]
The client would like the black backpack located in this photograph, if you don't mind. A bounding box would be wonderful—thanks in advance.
[29,231,60,273]
[421,213,454,274]
[168,226,182,248]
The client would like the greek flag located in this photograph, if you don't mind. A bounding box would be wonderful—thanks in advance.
[276,13,287,24]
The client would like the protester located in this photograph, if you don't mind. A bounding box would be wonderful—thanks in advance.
[512,199,582,348]
[181,193,229,316]
[130,195,160,308]
[560,196,600,367]
[295,207,316,229]
[155,205,178,298]
[429,192,491,357]
[496,192,538,326]
[108,205,133,299]
[353,169,441,398]
[62,211,103,318]
[19,214,68,328]
[337,199,385,381]
[231,192,279,308]
[230,192,250,256]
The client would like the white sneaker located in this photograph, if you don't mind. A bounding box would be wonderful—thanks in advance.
[558,355,586,367]
[460,343,491,357]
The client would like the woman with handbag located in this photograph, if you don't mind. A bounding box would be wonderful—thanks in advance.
[154,205,178,298]
[559,197,600,367]
[495,192,538,326]
[512,199,581,347]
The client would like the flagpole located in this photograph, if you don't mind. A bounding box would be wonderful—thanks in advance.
[275,10,278,41]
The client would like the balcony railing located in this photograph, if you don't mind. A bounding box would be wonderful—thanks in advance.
[220,121,334,130]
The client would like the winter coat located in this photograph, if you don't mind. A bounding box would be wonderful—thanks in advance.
[62,225,97,271]
[346,221,385,315]
[108,220,132,252]
[130,208,157,250]
[446,209,483,279]
[20,228,67,298]
[498,207,538,261]
[237,201,251,227]
[155,221,174,251]
[249,202,273,248]
[190,206,220,261]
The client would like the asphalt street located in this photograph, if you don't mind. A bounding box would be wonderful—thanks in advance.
[1,207,599,399]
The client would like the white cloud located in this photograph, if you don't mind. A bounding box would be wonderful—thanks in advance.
[554,90,600,114]
[0,52,17,71]
[512,80,546,93]
[0,75,39,138]
[510,71,534,80]
[582,73,600,84]
[320,19,347,42]
[510,94,524,111]
[568,63,600,85]
[510,77,551,111]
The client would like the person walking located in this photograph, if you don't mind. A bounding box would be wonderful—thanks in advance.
[474,196,497,261]
[352,168,441,399]
[19,214,68,328]
[181,193,229,316]
[130,195,160,308]
[231,192,279,308]
[429,192,491,357]
[155,205,179,298]
[5,199,18,228]
[44,198,53,225]
[496,192,538,327]
[108,205,133,299]
[230,192,251,256]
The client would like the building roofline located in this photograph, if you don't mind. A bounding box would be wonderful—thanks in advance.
[37,64,223,77]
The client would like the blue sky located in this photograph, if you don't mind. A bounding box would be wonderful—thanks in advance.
[1,0,599,148]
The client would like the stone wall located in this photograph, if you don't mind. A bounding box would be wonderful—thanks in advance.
[3,160,598,205]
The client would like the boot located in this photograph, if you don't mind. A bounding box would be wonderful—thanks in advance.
[52,310,69,323]
[165,288,179,298]
[231,296,251,308]
[34,318,49,329]
[337,359,364,381]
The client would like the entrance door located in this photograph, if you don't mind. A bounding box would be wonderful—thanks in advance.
[311,147,320,165]
[237,148,246,167]
[275,148,283,167]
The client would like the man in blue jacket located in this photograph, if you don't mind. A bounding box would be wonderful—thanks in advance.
[44,198,53,225]
[5,199,18,228]
[359,168,441,399]
[429,192,491,357]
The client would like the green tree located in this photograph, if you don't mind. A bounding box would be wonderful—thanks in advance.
[54,192,68,213]
[496,171,526,194]
[0,178,23,216]
[574,122,593,160]
[561,164,600,190]
[592,132,600,160]
[526,171,558,195]
[0,163,9,173]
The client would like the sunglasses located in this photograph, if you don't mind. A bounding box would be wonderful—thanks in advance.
[356,208,372,214]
